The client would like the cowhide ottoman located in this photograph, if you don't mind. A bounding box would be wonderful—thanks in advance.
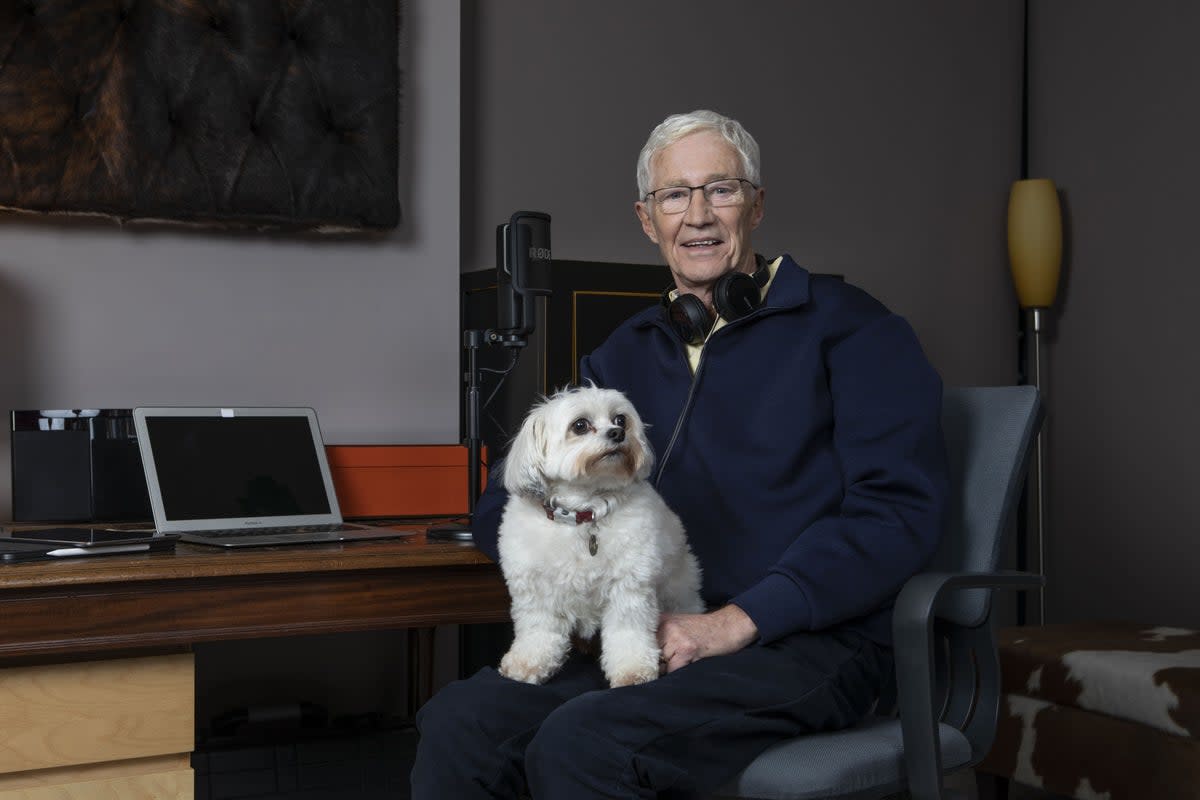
[977,622,1200,799]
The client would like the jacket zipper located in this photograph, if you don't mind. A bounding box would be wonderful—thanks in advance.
[651,305,773,487]
[653,341,707,488]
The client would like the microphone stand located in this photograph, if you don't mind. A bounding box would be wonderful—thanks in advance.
[427,328,526,541]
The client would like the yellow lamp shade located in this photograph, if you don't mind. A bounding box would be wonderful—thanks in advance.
[1007,178,1062,309]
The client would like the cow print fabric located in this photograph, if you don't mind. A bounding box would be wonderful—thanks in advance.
[979,622,1200,799]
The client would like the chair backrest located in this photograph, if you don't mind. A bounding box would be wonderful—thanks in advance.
[933,386,1043,627]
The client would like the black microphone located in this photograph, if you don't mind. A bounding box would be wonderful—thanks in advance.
[428,211,552,542]
[494,211,552,345]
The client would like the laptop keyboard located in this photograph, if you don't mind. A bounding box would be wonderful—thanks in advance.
[194,524,364,538]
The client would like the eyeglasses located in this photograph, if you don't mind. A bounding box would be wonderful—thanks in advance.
[644,178,756,215]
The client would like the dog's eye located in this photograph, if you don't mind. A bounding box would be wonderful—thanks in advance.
[613,414,626,429]
[570,418,590,435]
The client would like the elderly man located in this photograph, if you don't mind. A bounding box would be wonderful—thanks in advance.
[412,109,948,799]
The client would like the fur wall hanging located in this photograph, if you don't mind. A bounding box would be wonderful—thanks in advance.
[0,0,400,230]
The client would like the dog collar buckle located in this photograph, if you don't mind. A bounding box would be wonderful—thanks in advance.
[543,502,595,525]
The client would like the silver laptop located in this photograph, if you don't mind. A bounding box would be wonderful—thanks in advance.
[133,407,417,547]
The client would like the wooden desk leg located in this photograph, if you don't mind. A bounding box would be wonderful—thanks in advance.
[408,627,436,713]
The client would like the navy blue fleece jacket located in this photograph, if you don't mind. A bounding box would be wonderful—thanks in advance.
[471,254,948,646]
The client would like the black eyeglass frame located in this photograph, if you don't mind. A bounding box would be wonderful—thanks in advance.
[642,177,759,209]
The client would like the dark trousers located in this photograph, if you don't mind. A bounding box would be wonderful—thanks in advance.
[411,628,891,799]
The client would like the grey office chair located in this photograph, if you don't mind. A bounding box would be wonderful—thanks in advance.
[714,385,1044,800]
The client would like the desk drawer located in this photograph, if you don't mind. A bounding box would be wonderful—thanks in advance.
[0,654,194,773]
[0,754,192,799]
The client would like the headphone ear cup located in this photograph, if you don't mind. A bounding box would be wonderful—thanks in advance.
[666,294,714,345]
[712,271,761,322]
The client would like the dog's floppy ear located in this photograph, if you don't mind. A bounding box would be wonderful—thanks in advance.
[629,412,655,481]
[503,402,550,497]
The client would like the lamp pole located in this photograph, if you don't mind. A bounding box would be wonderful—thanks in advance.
[1008,177,1062,627]
[1025,307,1048,626]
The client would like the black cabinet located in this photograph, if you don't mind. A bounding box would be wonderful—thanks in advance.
[459,259,670,465]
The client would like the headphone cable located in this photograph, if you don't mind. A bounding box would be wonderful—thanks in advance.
[653,358,705,489]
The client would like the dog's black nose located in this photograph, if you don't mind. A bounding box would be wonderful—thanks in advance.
[606,427,625,443]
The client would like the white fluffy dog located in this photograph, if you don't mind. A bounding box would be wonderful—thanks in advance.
[497,386,703,688]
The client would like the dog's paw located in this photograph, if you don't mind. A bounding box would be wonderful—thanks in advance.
[602,639,662,688]
[607,664,659,688]
[499,651,559,685]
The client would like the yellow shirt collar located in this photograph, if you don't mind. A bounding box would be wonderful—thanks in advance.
[682,255,782,373]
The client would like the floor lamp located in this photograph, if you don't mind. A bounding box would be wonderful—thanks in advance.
[1007,177,1062,626]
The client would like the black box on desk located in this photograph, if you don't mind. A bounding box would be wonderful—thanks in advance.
[10,409,152,522]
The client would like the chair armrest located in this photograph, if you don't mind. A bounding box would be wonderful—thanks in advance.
[892,570,1045,800]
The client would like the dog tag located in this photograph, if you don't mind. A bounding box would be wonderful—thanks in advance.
[588,531,598,556]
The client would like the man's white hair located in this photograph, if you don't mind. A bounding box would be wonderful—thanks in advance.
[636,109,762,199]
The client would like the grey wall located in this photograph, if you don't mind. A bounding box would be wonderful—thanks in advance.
[462,0,1027,628]
[469,1,1200,633]
[0,1,462,521]
[464,0,1024,391]
[1030,2,1200,628]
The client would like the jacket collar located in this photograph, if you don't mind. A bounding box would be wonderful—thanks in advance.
[636,253,812,333]
[758,253,812,309]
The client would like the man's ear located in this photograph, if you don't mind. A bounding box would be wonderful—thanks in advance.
[635,202,659,244]
[749,187,766,231]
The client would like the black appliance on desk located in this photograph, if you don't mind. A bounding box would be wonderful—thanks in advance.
[10,408,152,522]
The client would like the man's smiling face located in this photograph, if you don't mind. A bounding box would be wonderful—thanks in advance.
[635,130,765,303]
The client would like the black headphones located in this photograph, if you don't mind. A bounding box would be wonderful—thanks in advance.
[661,254,770,345]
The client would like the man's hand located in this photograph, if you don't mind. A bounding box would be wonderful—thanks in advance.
[657,604,759,673]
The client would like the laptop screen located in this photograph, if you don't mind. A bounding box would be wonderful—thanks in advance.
[134,407,344,532]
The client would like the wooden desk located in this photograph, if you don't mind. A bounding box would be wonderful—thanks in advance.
[0,533,508,799]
